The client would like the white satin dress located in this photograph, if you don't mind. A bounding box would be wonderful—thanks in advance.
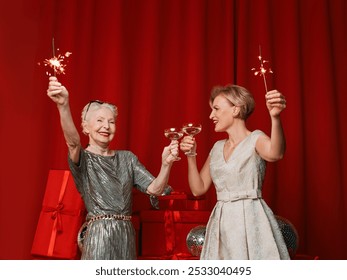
[201,130,290,260]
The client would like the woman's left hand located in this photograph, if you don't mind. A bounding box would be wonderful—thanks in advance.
[162,140,180,165]
[266,89,287,117]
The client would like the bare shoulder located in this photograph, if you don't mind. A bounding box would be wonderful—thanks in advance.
[254,131,270,153]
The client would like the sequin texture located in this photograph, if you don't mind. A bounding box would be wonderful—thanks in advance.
[68,149,154,259]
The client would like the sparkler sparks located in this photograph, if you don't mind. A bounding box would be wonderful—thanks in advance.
[38,38,72,76]
[42,52,72,76]
[251,46,273,93]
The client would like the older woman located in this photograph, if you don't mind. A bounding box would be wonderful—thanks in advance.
[180,84,290,260]
[47,76,179,259]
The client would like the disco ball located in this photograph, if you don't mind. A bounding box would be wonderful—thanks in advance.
[275,215,299,259]
[186,225,206,257]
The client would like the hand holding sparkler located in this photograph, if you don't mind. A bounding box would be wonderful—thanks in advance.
[265,89,287,117]
[47,76,69,106]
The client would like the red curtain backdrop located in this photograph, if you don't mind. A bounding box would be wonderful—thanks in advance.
[0,0,346,259]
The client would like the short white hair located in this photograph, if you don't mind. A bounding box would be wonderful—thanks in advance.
[81,101,118,134]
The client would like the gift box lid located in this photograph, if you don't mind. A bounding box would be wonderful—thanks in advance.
[42,169,85,210]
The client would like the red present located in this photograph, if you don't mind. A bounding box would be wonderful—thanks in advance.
[140,210,210,257]
[157,192,210,211]
[157,192,188,210]
[186,194,209,211]
[31,170,86,259]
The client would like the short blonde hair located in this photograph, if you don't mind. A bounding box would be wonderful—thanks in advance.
[210,84,255,120]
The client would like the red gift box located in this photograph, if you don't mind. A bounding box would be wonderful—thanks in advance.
[31,170,86,259]
[157,192,188,210]
[157,192,209,211]
[140,210,210,257]
[186,194,209,211]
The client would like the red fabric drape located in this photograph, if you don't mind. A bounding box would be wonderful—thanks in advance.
[0,0,346,259]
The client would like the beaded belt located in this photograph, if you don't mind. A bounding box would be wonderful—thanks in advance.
[78,214,132,250]
[87,214,132,224]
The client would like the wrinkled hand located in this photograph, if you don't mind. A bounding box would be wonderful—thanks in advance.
[266,89,286,117]
[162,140,180,164]
[179,136,196,156]
[47,76,69,106]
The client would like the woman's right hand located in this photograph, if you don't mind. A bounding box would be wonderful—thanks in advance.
[47,76,69,106]
[180,135,197,156]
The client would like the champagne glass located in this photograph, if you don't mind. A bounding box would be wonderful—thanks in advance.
[182,123,202,156]
[164,127,184,160]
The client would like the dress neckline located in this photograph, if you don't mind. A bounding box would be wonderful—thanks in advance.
[222,131,253,163]
[84,148,117,158]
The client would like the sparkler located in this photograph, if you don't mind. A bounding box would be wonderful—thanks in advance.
[38,38,72,76]
[52,37,56,76]
[251,45,273,93]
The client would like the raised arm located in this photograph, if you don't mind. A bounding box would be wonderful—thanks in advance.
[146,140,179,195]
[47,76,81,163]
[256,89,286,162]
[180,136,213,196]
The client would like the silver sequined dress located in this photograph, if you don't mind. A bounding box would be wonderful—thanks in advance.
[201,130,290,260]
[68,149,154,260]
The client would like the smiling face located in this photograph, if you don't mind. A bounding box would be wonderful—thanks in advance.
[83,106,116,146]
[209,94,238,132]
